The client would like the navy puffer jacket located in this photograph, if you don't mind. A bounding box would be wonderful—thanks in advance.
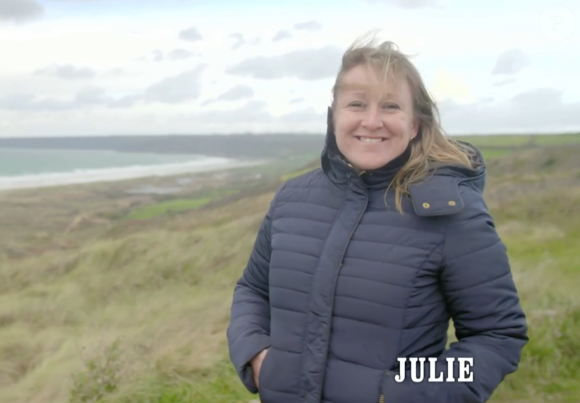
[227,112,528,403]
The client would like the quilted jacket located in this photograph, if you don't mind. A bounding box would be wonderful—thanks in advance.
[227,109,528,403]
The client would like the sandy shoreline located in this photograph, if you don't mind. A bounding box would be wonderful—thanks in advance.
[0,158,267,192]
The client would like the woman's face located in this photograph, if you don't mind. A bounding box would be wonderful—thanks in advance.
[333,64,419,171]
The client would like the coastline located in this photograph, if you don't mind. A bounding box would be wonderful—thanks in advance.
[0,158,268,192]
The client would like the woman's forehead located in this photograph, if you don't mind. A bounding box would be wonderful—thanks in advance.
[336,67,407,96]
[336,82,405,100]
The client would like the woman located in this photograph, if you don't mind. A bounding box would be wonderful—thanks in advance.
[227,35,528,403]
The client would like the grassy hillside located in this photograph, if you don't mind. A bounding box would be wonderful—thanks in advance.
[452,132,580,163]
[0,135,579,403]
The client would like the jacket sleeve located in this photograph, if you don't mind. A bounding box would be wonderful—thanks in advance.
[384,185,528,403]
[226,184,285,394]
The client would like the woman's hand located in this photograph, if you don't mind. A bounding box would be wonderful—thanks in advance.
[251,348,269,389]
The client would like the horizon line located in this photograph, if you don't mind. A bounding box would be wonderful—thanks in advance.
[1,130,579,140]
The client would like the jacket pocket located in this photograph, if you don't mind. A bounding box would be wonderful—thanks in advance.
[258,347,273,392]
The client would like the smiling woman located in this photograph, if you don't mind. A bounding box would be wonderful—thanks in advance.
[331,63,418,171]
[227,31,528,403]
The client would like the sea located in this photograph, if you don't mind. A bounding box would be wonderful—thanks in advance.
[0,148,240,191]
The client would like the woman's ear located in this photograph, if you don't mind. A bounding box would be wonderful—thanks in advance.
[411,117,421,140]
[412,117,420,137]
[414,125,422,141]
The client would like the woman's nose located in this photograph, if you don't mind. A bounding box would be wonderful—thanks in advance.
[361,107,383,130]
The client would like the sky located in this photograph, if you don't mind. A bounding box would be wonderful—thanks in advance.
[0,0,578,138]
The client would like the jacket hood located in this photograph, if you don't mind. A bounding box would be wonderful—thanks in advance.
[423,139,487,191]
[320,106,487,216]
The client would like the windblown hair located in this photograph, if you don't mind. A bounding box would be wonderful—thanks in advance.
[331,31,477,213]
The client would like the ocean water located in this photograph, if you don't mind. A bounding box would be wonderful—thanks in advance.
[0,148,236,191]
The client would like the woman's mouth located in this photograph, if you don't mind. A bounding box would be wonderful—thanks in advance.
[355,136,387,144]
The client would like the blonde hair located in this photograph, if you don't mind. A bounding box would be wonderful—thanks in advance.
[331,31,476,213]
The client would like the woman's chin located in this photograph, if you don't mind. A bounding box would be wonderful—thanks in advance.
[349,156,395,171]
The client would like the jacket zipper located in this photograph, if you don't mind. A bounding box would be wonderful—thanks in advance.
[330,195,368,397]
[337,163,368,268]
[344,161,387,403]
[322,163,369,401]
[378,370,392,402]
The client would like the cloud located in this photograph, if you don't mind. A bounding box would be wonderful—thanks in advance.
[432,70,475,103]
[75,86,106,105]
[104,68,128,77]
[107,95,142,109]
[293,20,322,32]
[155,49,196,62]
[493,78,517,87]
[229,33,245,50]
[0,65,207,112]
[228,33,260,49]
[439,87,580,134]
[289,98,304,104]
[277,107,324,124]
[174,100,273,126]
[201,84,254,107]
[34,64,96,80]
[173,100,326,130]
[491,49,531,75]
[273,30,292,42]
[0,93,71,111]
[179,26,203,41]
[168,49,195,61]
[140,49,196,62]
[144,65,206,104]
[152,49,164,62]
[0,0,43,23]
[0,86,140,112]
[365,0,443,8]
[215,85,254,101]
[226,46,343,80]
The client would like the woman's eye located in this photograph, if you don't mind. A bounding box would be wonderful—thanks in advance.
[384,103,399,109]
[348,102,364,107]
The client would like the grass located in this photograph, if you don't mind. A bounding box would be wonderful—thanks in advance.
[123,198,213,219]
[453,132,580,165]
[280,166,317,181]
[235,152,321,178]
[481,148,513,160]
[452,132,580,147]
[123,189,240,220]
[0,189,281,403]
[1,139,579,403]
[489,220,580,402]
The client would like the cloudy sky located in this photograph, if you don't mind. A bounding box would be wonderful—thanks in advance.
[0,0,578,137]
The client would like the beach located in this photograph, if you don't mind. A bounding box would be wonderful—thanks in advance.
[0,148,266,191]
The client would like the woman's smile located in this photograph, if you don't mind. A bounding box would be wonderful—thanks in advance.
[354,136,388,144]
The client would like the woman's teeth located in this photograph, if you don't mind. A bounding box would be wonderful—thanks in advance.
[358,137,384,143]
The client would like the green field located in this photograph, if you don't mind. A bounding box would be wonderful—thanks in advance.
[123,190,240,220]
[452,132,580,147]
[1,133,579,403]
[452,132,580,164]
[124,197,213,219]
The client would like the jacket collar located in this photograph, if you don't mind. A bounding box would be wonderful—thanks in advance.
[320,106,487,216]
